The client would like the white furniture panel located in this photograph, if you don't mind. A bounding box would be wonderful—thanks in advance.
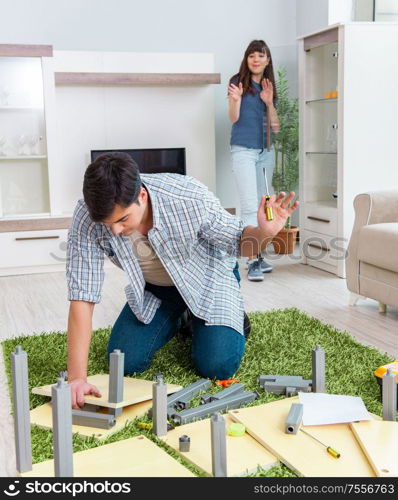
[102,52,214,74]
[302,202,338,236]
[301,229,340,268]
[51,50,217,217]
[0,229,68,276]
[0,55,51,218]
[299,23,398,278]
[0,48,218,274]
[52,85,106,216]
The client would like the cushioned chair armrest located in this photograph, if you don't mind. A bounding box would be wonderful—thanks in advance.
[364,191,398,225]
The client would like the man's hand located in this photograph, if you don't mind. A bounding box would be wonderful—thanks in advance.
[69,378,102,409]
[257,192,299,238]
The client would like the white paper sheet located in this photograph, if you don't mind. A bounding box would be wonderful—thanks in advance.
[298,392,374,426]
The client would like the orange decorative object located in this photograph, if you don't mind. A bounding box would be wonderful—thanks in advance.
[325,91,332,99]
[216,378,239,387]
[331,90,338,98]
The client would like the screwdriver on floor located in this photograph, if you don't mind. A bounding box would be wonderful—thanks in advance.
[300,429,341,458]
[263,168,274,221]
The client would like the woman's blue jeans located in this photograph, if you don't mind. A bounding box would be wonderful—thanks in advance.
[107,266,245,379]
[231,145,275,226]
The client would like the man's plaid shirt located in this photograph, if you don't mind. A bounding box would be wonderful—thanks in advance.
[66,173,246,334]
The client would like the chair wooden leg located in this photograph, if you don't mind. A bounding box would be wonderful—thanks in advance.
[378,302,387,313]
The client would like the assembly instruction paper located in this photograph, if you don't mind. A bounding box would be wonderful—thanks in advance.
[298,392,373,426]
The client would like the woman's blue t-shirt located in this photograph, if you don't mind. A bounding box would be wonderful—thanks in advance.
[230,80,272,150]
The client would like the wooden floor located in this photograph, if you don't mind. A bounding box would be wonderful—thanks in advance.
[1,248,397,477]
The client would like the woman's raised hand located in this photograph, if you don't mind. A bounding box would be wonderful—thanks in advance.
[228,82,243,102]
[260,78,274,106]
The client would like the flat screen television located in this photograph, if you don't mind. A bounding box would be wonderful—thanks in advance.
[90,148,186,175]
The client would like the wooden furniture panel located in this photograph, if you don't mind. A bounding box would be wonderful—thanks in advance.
[21,435,195,477]
[228,397,375,477]
[0,44,52,57]
[32,374,182,409]
[350,420,398,477]
[304,28,338,51]
[55,72,221,85]
[0,217,71,233]
[160,414,278,476]
[30,400,153,440]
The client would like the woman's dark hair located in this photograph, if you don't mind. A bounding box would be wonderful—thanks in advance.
[83,152,142,222]
[229,40,278,101]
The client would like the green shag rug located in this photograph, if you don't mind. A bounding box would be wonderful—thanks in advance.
[2,307,394,477]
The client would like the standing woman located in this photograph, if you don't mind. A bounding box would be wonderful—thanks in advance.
[228,40,280,282]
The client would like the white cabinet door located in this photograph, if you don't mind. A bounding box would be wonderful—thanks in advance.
[0,229,68,272]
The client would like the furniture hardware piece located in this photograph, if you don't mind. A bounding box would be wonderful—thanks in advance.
[152,374,168,437]
[171,391,258,425]
[108,349,124,417]
[201,383,245,405]
[259,375,312,397]
[52,377,74,477]
[15,236,60,241]
[307,216,330,223]
[308,243,330,252]
[211,413,227,477]
[312,344,326,393]
[71,410,116,429]
[285,403,303,434]
[10,346,32,473]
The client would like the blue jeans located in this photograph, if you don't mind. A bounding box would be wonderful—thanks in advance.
[231,145,275,227]
[107,274,245,380]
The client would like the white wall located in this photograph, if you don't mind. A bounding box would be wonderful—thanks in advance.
[296,0,355,38]
[50,51,217,215]
[328,0,354,26]
[1,0,297,210]
[296,0,329,38]
[353,0,374,21]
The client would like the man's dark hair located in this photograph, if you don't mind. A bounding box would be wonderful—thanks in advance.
[83,152,142,222]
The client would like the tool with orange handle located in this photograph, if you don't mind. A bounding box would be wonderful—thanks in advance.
[216,379,239,388]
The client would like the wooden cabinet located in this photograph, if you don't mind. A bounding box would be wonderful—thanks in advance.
[299,23,398,278]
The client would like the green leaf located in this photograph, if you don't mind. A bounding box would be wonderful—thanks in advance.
[272,67,299,207]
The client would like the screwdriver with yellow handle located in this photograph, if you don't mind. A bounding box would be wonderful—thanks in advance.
[263,168,273,221]
[300,429,341,458]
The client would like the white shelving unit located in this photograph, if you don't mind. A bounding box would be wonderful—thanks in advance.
[0,54,53,219]
[298,23,398,278]
[0,44,220,275]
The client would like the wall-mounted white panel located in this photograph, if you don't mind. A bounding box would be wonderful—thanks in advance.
[52,50,216,215]
[342,23,398,240]
[102,52,214,74]
[52,51,104,72]
[52,85,106,214]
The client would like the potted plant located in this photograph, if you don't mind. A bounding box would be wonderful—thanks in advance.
[271,67,299,254]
